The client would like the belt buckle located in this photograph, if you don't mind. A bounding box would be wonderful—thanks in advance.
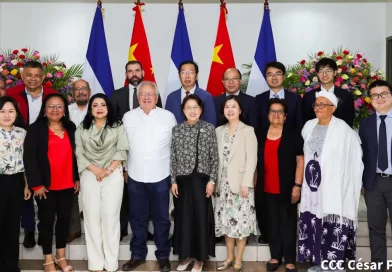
[381,173,391,178]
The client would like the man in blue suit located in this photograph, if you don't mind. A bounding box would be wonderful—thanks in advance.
[213,68,257,128]
[359,80,392,272]
[165,60,216,126]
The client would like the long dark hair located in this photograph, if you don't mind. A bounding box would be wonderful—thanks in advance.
[220,95,245,124]
[37,93,74,131]
[82,93,121,129]
[0,96,25,128]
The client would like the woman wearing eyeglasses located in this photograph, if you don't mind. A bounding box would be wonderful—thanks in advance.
[255,98,304,272]
[298,91,363,272]
[24,93,79,272]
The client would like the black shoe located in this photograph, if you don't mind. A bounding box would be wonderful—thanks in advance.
[258,234,269,244]
[285,265,297,272]
[170,208,175,217]
[158,258,171,272]
[80,211,84,220]
[23,232,36,248]
[120,229,128,241]
[122,258,146,271]
[147,231,154,241]
[266,260,282,271]
[215,236,224,243]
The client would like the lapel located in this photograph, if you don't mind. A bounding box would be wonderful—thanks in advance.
[228,122,246,162]
[217,126,225,167]
[123,86,131,112]
[370,114,379,159]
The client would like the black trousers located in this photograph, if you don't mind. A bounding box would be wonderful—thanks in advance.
[265,193,297,264]
[0,173,24,272]
[256,188,269,241]
[364,175,392,272]
[35,188,74,255]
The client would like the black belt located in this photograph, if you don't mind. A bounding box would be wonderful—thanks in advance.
[377,173,392,178]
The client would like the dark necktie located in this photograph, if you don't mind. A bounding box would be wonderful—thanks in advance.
[273,94,279,99]
[378,115,388,171]
[185,91,190,97]
[132,87,139,109]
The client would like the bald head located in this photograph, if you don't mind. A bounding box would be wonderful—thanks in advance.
[72,79,91,106]
[222,68,242,95]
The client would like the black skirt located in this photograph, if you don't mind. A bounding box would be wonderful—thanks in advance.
[172,172,215,261]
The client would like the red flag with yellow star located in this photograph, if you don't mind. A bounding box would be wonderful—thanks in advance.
[206,2,235,97]
[128,2,155,84]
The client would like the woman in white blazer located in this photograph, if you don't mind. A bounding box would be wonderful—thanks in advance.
[214,95,258,272]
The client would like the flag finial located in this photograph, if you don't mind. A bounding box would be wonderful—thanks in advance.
[220,0,228,14]
[264,0,269,9]
[178,0,183,8]
[134,0,144,6]
[97,0,102,6]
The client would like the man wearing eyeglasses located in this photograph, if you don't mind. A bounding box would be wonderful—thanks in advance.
[213,68,257,128]
[302,57,355,127]
[359,80,392,272]
[0,79,6,97]
[165,60,216,126]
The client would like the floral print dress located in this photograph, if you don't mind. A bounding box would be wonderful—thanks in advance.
[215,128,258,239]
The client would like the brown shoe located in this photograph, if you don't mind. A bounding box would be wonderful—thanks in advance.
[122,259,146,271]
[66,231,81,243]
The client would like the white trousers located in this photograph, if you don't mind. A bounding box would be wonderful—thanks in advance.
[81,166,124,271]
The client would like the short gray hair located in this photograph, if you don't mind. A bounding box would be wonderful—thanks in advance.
[137,81,159,96]
[72,79,91,90]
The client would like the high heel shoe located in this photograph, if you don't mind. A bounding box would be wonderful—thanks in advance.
[233,262,243,272]
[191,261,203,272]
[217,260,233,271]
[177,258,195,271]
[54,257,74,272]
[43,261,57,272]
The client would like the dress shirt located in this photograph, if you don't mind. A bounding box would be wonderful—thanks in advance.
[269,88,285,99]
[180,85,196,102]
[321,85,335,94]
[123,107,177,183]
[0,126,26,175]
[226,90,241,96]
[25,87,43,124]
[376,109,392,174]
[68,103,88,126]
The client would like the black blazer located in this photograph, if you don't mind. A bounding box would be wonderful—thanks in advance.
[255,125,304,204]
[302,87,355,127]
[23,119,79,189]
[359,114,392,190]
[213,91,258,129]
[111,85,163,120]
[255,90,303,132]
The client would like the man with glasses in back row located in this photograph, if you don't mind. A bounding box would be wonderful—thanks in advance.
[302,57,355,127]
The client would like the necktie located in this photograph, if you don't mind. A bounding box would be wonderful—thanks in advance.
[273,94,279,99]
[185,91,190,97]
[378,115,388,171]
[133,87,139,109]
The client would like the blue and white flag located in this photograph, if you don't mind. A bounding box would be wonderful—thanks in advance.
[83,4,114,97]
[246,5,276,97]
[164,4,193,104]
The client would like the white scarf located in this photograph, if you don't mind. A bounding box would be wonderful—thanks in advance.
[301,116,363,229]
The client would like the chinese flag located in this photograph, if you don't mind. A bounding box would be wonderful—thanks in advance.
[206,2,235,97]
[128,2,155,84]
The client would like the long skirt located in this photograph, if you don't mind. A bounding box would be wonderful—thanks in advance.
[172,173,215,261]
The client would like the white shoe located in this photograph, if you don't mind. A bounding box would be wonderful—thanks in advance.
[191,261,203,272]
[177,258,194,271]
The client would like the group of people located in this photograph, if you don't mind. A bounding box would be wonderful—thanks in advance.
[0,56,391,272]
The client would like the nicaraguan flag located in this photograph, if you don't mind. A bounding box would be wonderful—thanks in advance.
[83,4,114,97]
[164,4,193,104]
[246,4,276,97]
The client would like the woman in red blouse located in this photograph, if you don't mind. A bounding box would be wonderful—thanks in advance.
[24,94,79,272]
[256,98,304,272]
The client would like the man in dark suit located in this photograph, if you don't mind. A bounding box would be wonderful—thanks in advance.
[359,80,392,272]
[165,60,216,126]
[213,68,257,128]
[111,60,161,241]
[254,61,303,245]
[302,57,355,127]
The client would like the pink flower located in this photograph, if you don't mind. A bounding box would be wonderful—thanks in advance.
[0,55,3,62]
[46,73,53,78]
[48,60,54,65]
[6,79,12,84]
[336,77,343,83]
[55,71,63,78]
[10,60,18,65]
[312,77,318,82]
[335,82,341,87]
[341,84,348,89]
[337,68,342,74]
[0,67,2,72]
[309,68,315,73]
[300,76,307,83]
[354,101,359,110]
[360,84,366,89]
[357,72,363,77]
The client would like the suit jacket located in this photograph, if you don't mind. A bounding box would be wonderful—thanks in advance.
[256,124,304,204]
[165,87,216,126]
[214,91,257,129]
[7,84,57,127]
[359,114,392,190]
[216,122,257,194]
[111,85,163,120]
[302,87,355,127]
[255,90,303,132]
[23,119,79,189]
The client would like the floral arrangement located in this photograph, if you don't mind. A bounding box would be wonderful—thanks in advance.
[0,48,83,102]
[283,48,385,128]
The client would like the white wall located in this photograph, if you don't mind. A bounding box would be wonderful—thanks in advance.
[0,2,386,96]
[387,1,392,37]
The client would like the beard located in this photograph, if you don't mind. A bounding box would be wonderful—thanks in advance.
[75,99,89,106]
[128,76,143,87]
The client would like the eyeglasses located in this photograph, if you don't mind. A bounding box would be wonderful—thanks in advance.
[269,109,284,115]
[73,87,89,92]
[317,69,334,75]
[223,77,240,82]
[139,92,157,97]
[312,103,335,109]
[266,73,284,78]
[46,104,65,110]
[180,70,196,76]
[370,92,391,100]
[184,106,200,111]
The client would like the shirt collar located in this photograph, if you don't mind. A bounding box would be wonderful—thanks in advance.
[270,88,284,99]
[376,109,392,119]
[321,85,335,93]
[25,86,43,98]
[226,90,241,96]
[138,106,157,116]
[181,85,196,94]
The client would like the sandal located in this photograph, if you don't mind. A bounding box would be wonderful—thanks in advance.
[54,257,74,272]
[217,259,234,271]
[43,261,57,272]
[234,262,243,272]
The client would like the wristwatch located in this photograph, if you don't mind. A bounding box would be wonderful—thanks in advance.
[209,180,215,185]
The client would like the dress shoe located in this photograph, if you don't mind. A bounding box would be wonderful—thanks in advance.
[147,231,154,241]
[285,266,297,272]
[266,260,282,271]
[122,258,146,271]
[80,211,83,220]
[177,258,194,271]
[66,231,81,243]
[120,229,128,241]
[217,260,233,271]
[191,261,203,272]
[158,258,171,272]
[215,236,224,243]
[258,234,269,244]
[23,232,36,248]
[234,262,243,272]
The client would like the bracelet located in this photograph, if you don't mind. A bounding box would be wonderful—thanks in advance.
[209,180,215,185]
[294,183,302,188]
